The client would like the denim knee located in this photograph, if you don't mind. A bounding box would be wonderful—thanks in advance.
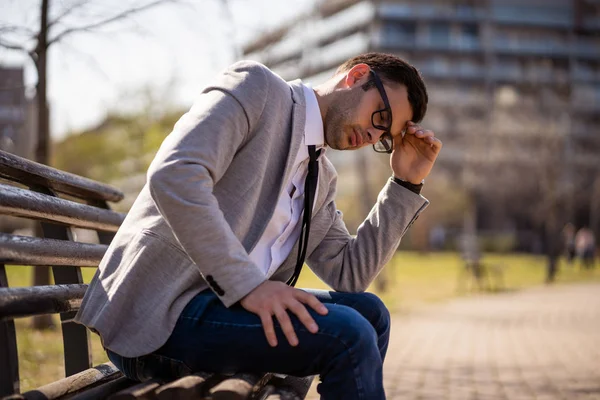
[317,306,383,398]
[323,306,380,361]
[352,292,391,336]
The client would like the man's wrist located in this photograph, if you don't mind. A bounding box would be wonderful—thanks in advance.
[391,176,424,195]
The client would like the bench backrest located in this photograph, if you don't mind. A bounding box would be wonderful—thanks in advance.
[0,149,126,396]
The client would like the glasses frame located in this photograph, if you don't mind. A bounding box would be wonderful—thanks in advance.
[369,71,395,154]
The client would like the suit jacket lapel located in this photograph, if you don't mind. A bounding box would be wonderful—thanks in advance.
[247,79,307,254]
[281,80,307,186]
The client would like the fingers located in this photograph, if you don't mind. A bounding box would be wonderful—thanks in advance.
[296,290,329,316]
[274,305,299,347]
[288,299,319,334]
[259,311,278,347]
[258,290,328,348]
[405,123,432,138]
[277,291,328,346]
[425,136,443,151]
[405,122,442,150]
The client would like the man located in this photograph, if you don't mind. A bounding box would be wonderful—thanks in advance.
[75,52,442,399]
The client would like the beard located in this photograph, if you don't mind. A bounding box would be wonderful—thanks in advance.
[323,87,364,150]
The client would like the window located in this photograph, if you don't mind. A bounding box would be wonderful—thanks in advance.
[429,22,451,47]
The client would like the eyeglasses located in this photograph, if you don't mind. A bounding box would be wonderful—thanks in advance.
[369,71,394,154]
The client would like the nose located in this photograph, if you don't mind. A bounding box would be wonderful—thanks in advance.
[366,127,384,144]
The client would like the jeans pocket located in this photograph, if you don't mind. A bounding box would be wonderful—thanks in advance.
[135,353,193,382]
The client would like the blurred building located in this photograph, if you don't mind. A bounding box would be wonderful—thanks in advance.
[0,66,37,233]
[0,66,35,160]
[242,0,600,245]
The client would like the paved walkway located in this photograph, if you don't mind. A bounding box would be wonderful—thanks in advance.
[307,283,600,399]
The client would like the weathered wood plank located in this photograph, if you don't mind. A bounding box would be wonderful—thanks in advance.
[19,363,122,400]
[0,234,106,267]
[0,284,87,320]
[257,376,306,400]
[261,387,302,400]
[0,150,124,202]
[274,375,313,398]
[0,264,19,397]
[33,209,93,378]
[0,184,125,232]
[67,377,137,400]
[106,379,162,400]
[208,373,272,400]
[263,387,303,400]
[154,373,213,400]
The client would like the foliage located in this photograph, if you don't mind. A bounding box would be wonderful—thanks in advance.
[51,109,185,184]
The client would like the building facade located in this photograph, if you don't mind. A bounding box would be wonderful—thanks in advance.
[242,0,600,242]
[0,66,33,159]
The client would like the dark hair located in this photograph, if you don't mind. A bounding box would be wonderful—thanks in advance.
[336,52,428,123]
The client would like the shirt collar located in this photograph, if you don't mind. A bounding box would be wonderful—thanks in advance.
[302,84,325,150]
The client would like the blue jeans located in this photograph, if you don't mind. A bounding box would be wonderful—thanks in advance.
[107,289,390,399]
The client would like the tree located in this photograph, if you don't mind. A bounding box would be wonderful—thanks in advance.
[476,84,598,282]
[0,0,176,329]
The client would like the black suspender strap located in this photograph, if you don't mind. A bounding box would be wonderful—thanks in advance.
[287,145,319,287]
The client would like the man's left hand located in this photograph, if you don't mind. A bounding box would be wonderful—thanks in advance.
[391,121,442,184]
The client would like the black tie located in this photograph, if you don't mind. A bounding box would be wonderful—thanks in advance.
[287,145,319,287]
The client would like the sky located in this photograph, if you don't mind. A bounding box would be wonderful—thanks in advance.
[0,0,315,140]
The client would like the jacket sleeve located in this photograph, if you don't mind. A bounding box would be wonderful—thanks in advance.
[146,61,270,307]
[306,178,429,292]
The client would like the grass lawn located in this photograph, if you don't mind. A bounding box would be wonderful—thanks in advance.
[5,251,600,391]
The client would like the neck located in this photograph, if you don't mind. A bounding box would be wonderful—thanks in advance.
[312,77,342,126]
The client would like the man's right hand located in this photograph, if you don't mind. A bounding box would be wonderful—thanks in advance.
[240,280,328,347]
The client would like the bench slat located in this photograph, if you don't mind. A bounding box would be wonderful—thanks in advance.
[0,234,106,267]
[258,376,306,400]
[0,284,87,320]
[108,379,162,400]
[154,374,214,400]
[262,385,303,400]
[36,212,94,377]
[66,377,137,400]
[0,264,20,397]
[208,373,272,400]
[0,184,125,232]
[19,363,122,400]
[273,375,313,398]
[0,150,124,203]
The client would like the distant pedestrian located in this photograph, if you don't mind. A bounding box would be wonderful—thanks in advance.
[429,225,446,251]
[562,223,576,266]
[575,227,596,269]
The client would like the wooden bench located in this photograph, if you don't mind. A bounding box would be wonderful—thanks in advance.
[0,150,312,400]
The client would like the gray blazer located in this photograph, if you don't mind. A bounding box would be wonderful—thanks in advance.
[75,61,429,357]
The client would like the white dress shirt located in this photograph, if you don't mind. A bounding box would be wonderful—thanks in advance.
[248,84,325,277]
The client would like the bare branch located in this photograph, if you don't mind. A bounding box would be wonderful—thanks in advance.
[47,0,176,46]
[47,0,93,29]
[0,38,29,53]
[56,39,110,82]
[0,24,36,37]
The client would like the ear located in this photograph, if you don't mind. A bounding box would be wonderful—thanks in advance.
[343,63,371,88]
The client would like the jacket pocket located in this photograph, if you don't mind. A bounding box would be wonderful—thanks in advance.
[106,229,190,299]
[140,229,190,259]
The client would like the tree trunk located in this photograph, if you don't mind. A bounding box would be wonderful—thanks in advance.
[31,0,55,330]
[591,176,600,234]
[545,205,561,284]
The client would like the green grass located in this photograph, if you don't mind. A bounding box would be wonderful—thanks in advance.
[298,251,600,311]
[7,267,109,392]
[5,251,600,392]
